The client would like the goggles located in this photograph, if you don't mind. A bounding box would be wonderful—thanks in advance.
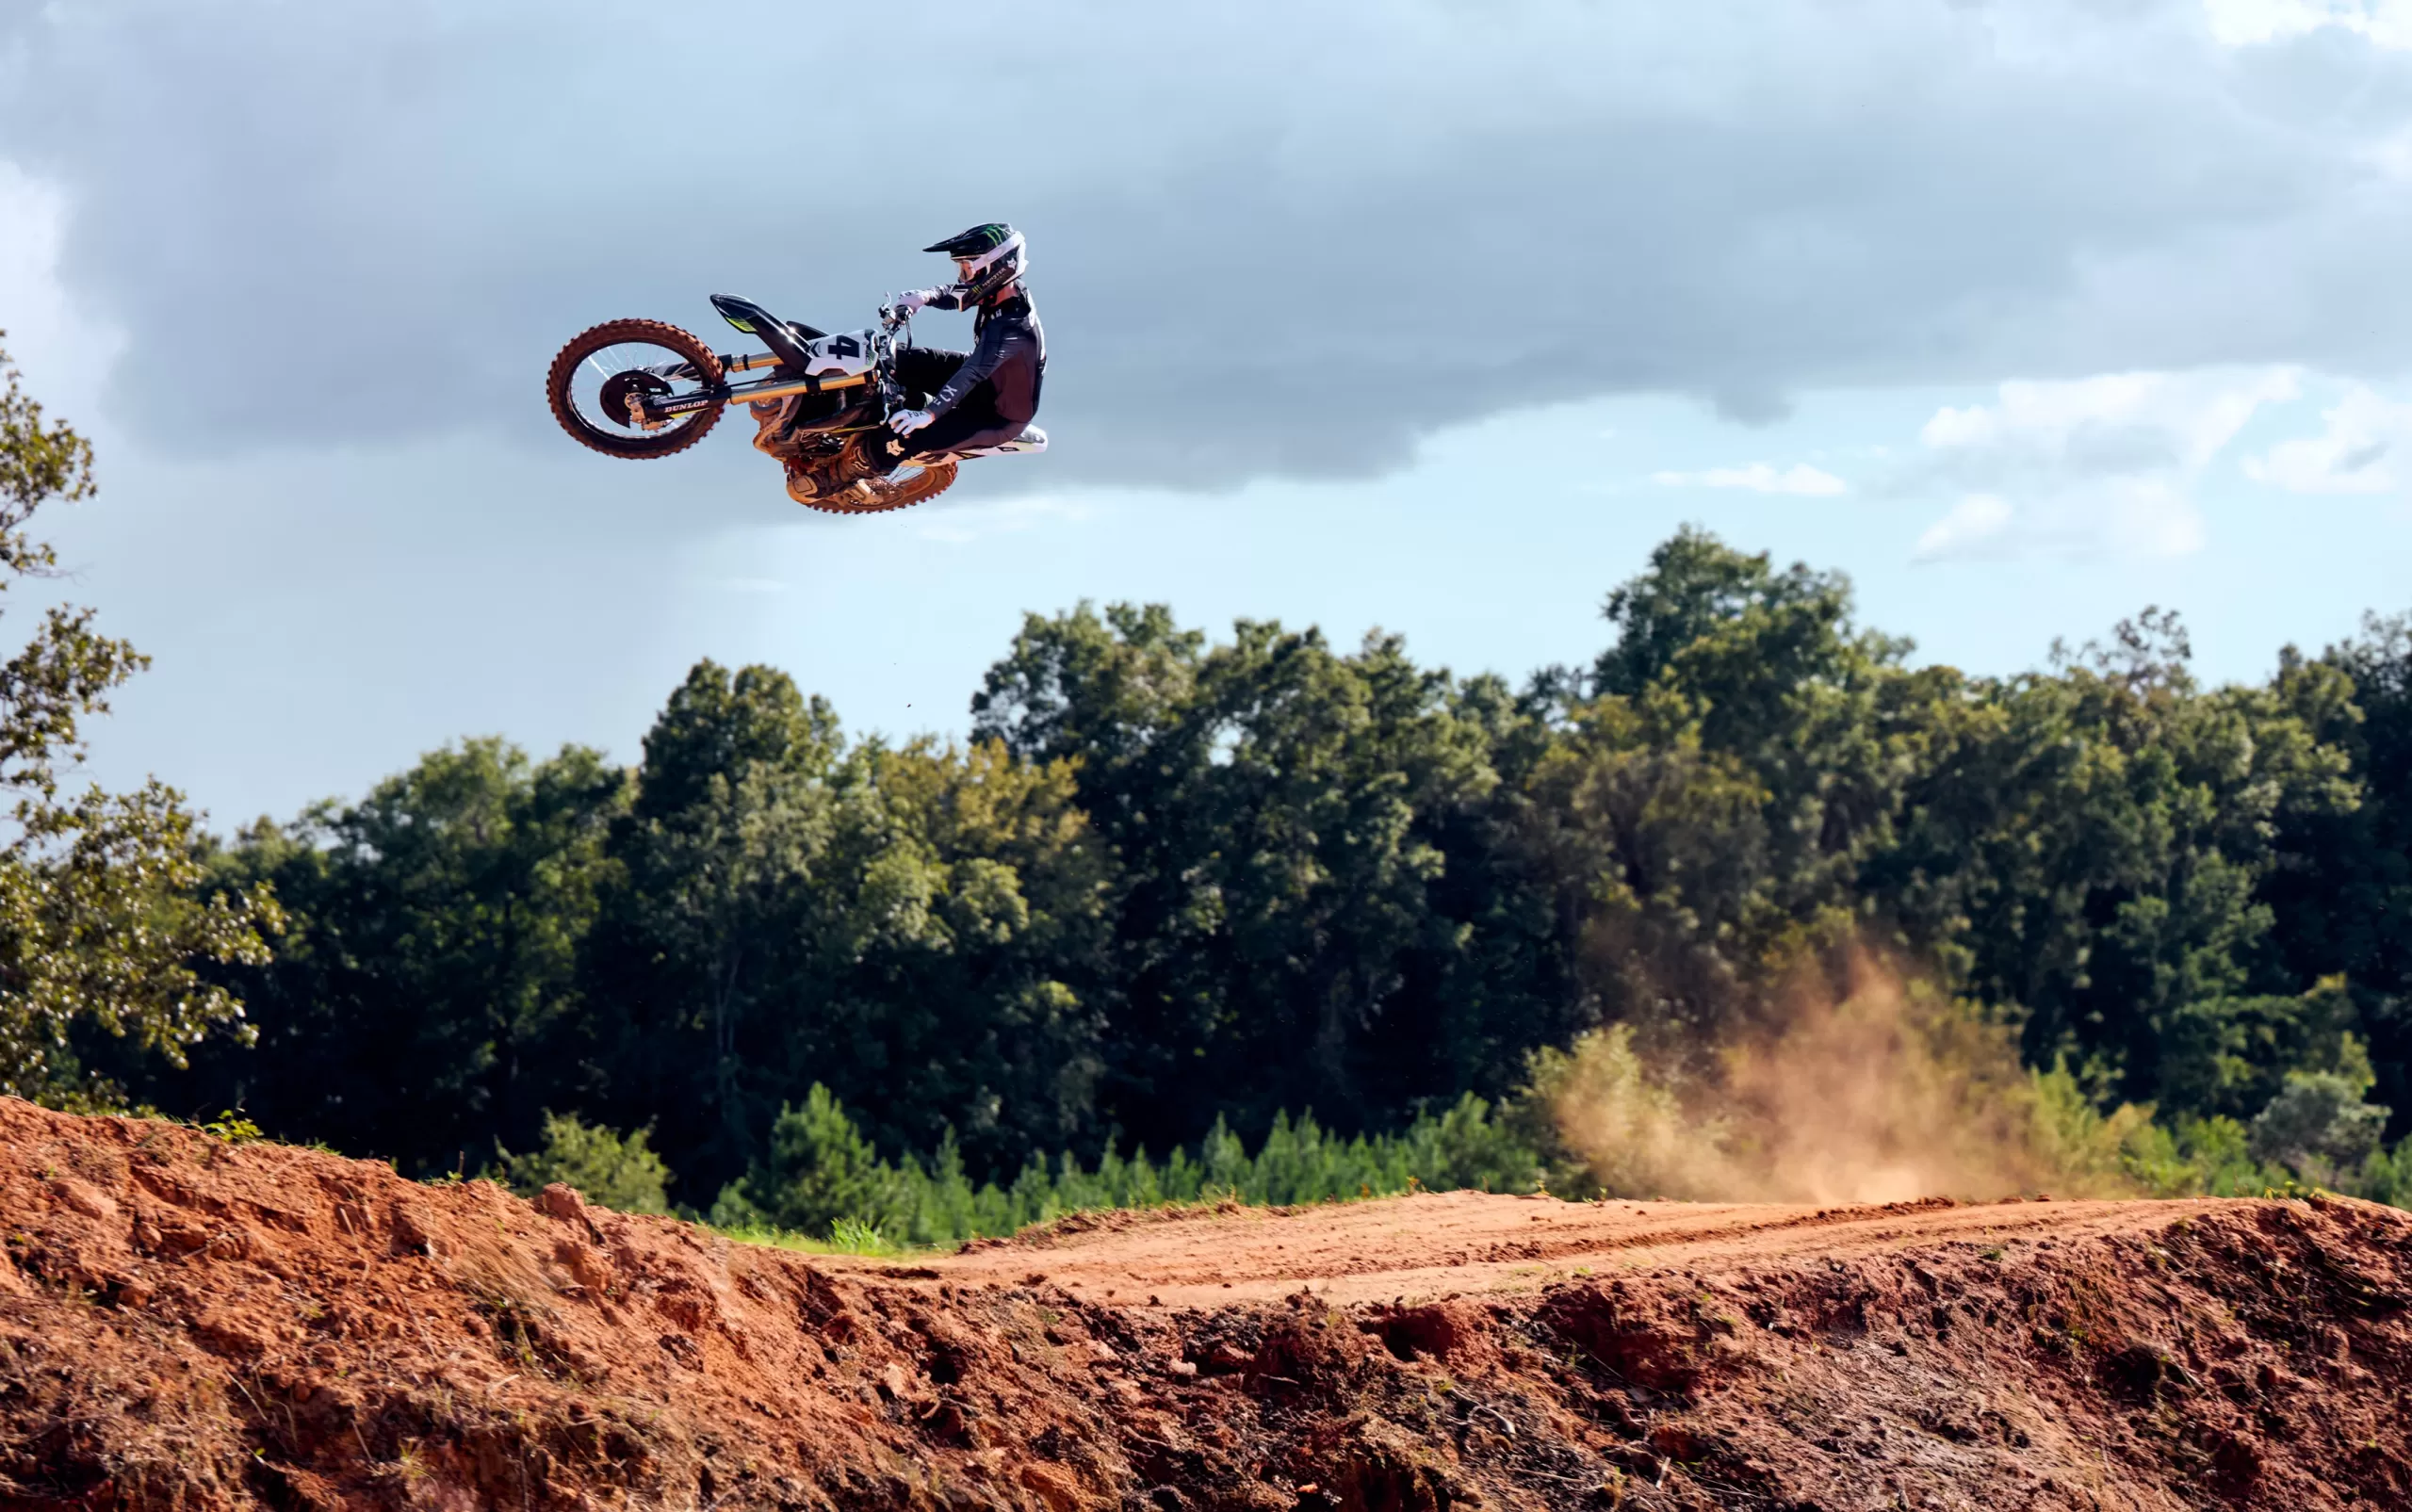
[950,231,1025,287]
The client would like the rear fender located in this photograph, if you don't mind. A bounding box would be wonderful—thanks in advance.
[931,425,1049,463]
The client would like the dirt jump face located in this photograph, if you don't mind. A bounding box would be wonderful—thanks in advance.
[3,1098,2408,1509]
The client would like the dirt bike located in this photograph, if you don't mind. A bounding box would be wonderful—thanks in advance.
[544,294,1048,514]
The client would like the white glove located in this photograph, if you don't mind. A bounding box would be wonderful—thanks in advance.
[896,288,944,313]
[889,408,935,436]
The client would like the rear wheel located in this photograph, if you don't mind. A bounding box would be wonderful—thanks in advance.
[790,462,959,514]
[788,443,960,514]
[546,318,725,459]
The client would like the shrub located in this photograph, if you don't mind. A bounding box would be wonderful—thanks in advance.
[713,1083,1543,1248]
[711,1084,910,1234]
[2248,1071,2390,1185]
[497,1112,674,1215]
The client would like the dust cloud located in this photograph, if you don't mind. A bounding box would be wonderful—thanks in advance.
[1539,959,2126,1204]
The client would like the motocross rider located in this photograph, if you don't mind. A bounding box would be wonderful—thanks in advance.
[834,222,1045,483]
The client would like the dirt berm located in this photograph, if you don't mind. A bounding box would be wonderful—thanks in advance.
[5,1099,2411,1509]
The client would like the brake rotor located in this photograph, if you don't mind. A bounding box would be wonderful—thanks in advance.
[597,368,674,430]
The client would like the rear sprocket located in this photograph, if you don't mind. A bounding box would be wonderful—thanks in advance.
[785,442,959,514]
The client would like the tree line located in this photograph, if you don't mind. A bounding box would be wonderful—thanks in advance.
[7,338,2411,1221]
[104,535,2412,1213]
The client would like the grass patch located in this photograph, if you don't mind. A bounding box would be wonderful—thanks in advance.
[710,1215,915,1258]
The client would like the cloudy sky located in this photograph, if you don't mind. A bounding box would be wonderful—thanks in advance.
[2,0,2410,825]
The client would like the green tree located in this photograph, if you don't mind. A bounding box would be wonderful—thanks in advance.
[161,739,624,1170]
[1589,528,1877,701]
[975,605,1523,1147]
[2151,979,2371,1122]
[972,602,1216,1145]
[92,513,2412,1218]
[1184,621,1499,1127]
[2263,614,2412,1130]
[715,1082,1542,1246]
[714,1082,909,1235]
[2249,1071,2389,1185]
[583,662,1116,1195]
[0,337,279,1106]
[1516,701,1785,1051]
[1524,530,1929,1055]
[497,1111,674,1215]
[579,663,840,1189]
[820,736,1112,1169]
[1882,609,2355,1110]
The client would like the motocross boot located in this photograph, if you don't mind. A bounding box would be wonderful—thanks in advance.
[782,462,825,505]
[828,432,894,488]
[751,396,801,457]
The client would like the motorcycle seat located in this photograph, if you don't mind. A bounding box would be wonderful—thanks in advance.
[709,293,832,370]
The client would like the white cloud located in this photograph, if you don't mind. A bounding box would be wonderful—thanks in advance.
[1650,462,1849,496]
[2363,122,2412,180]
[0,161,121,414]
[1908,367,2297,561]
[914,495,1099,545]
[1913,495,2014,561]
[2243,384,2412,494]
[1920,368,2298,469]
[8,2,2412,493]
[2204,0,2412,48]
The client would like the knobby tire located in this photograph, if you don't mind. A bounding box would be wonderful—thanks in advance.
[789,458,960,515]
[546,318,725,460]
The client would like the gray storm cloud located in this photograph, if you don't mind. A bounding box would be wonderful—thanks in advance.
[2,0,2410,489]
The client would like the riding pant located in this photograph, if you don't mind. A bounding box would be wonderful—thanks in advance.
[884,295,1045,462]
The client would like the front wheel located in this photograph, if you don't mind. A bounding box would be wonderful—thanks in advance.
[546,318,725,459]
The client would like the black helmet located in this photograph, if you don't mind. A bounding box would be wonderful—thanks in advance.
[923,222,1027,305]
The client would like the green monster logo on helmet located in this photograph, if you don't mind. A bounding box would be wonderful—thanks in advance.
[923,222,1029,306]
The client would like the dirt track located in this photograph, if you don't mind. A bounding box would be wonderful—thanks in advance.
[5,1098,2412,1510]
[904,1191,2238,1309]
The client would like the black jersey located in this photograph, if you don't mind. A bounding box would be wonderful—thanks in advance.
[921,292,1045,426]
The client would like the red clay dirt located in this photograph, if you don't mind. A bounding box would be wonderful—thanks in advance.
[4,1097,2411,1511]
